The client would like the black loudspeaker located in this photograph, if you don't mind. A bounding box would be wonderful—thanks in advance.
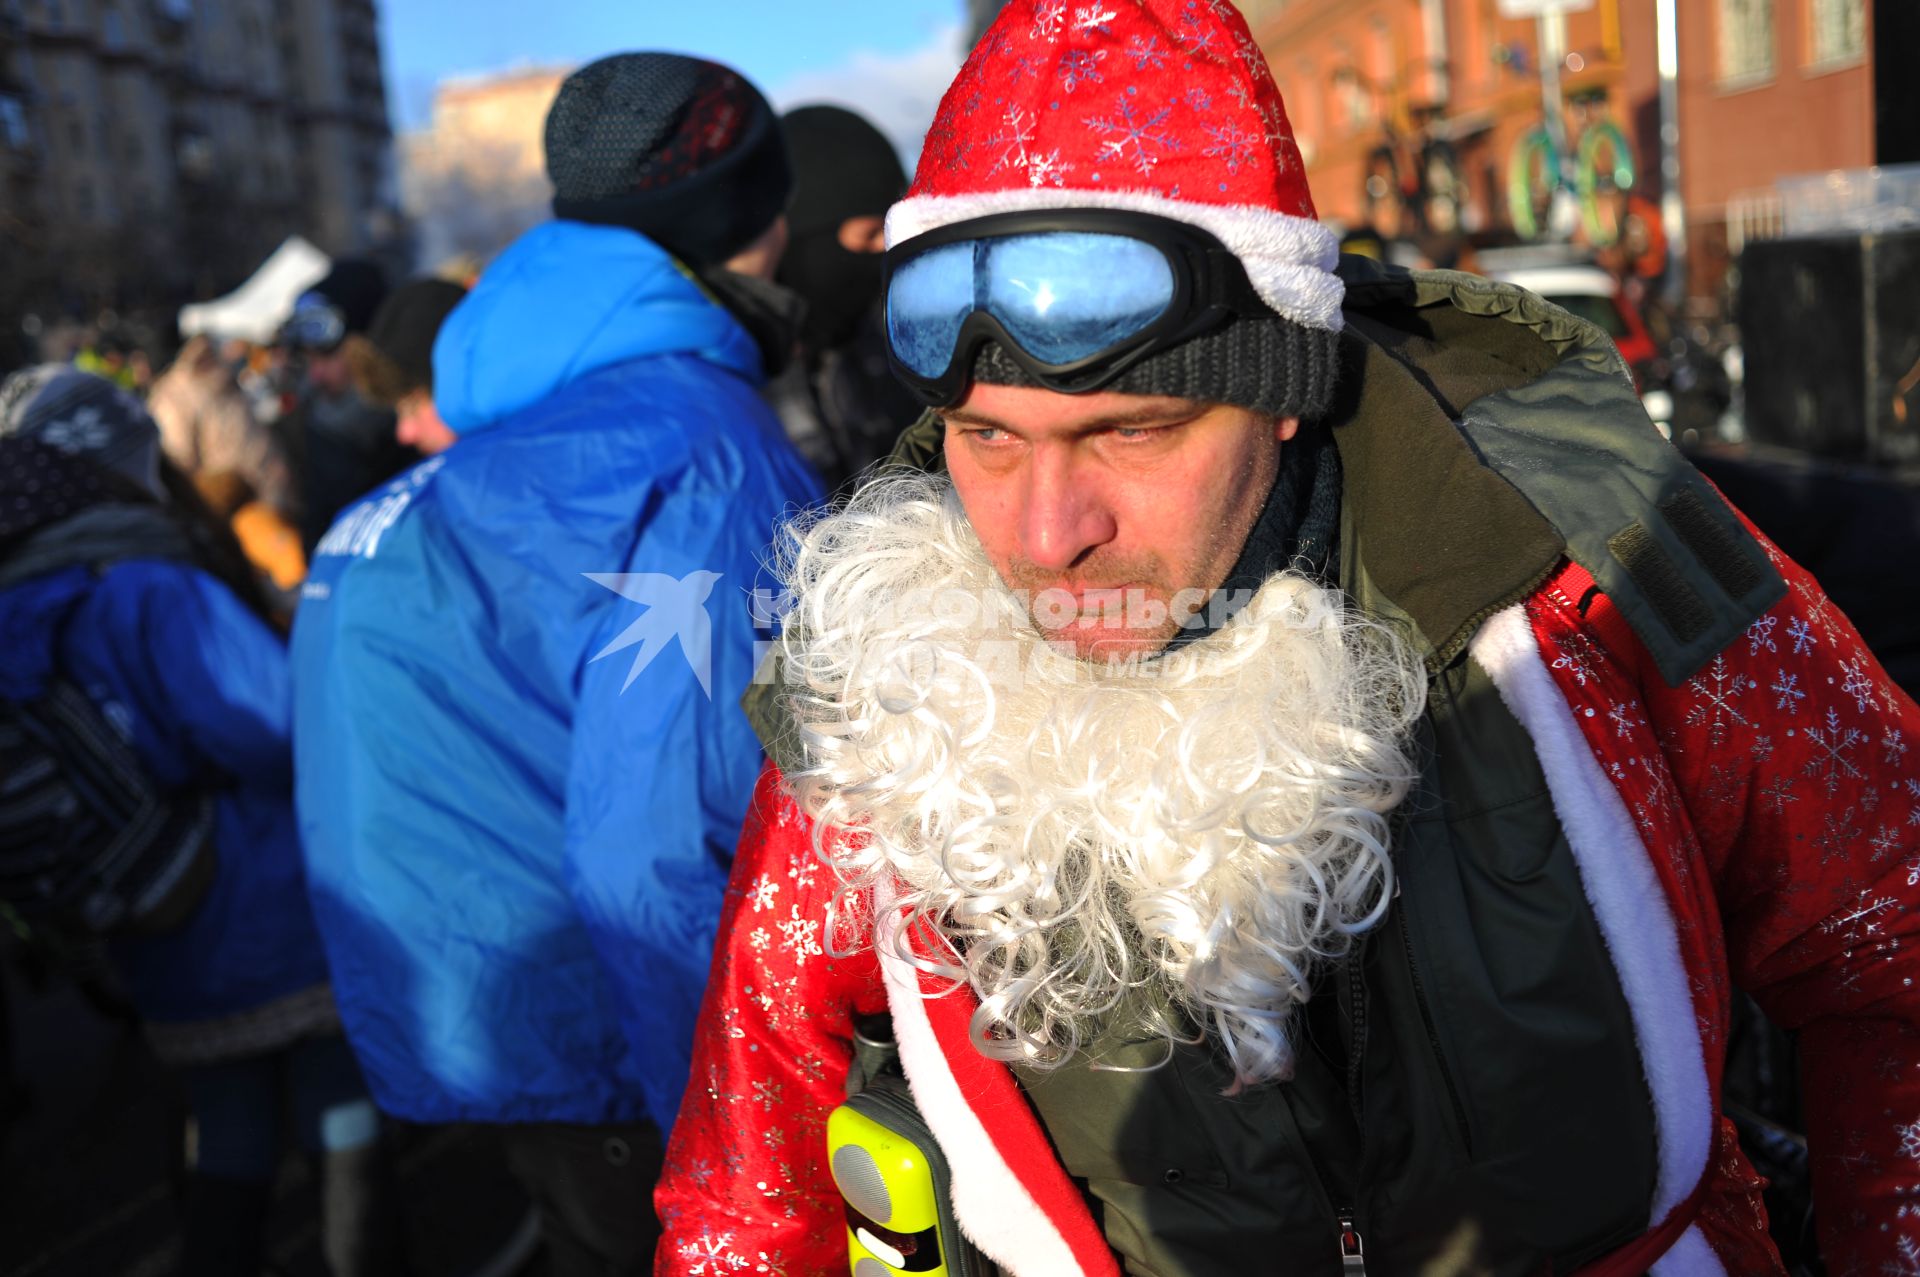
[1876,0,1920,164]
[1736,230,1920,466]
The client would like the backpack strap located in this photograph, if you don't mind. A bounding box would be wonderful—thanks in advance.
[0,678,217,935]
[1454,384,1784,687]
[1339,261,1786,687]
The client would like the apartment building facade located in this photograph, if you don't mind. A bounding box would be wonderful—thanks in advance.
[0,0,392,312]
[397,66,565,267]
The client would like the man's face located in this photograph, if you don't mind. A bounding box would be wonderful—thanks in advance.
[943,382,1297,659]
[304,348,352,396]
[395,389,457,455]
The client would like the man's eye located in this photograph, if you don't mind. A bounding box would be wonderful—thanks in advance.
[970,427,1006,443]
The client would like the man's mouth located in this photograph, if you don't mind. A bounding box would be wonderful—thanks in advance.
[1033,582,1149,629]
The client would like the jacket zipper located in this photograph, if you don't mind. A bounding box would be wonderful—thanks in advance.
[1344,935,1369,1132]
[1324,940,1370,1273]
[1338,1215,1368,1273]
[1395,902,1474,1157]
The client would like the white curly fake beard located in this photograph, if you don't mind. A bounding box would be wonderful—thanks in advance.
[778,474,1426,1087]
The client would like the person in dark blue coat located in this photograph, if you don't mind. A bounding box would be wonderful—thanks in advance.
[0,368,403,1277]
[291,53,822,1275]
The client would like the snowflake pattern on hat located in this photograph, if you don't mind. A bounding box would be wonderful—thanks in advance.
[918,0,1307,214]
[890,0,1344,333]
[0,436,112,543]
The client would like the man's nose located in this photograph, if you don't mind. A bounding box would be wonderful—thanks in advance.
[1019,448,1115,574]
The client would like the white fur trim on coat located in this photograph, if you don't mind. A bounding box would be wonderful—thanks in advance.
[886,188,1345,333]
[1470,606,1715,1237]
[875,917,1090,1277]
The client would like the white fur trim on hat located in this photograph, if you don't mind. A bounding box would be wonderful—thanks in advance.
[886,187,1344,333]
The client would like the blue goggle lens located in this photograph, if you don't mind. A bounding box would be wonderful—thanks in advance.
[888,242,974,380]
[887,232,1177,379]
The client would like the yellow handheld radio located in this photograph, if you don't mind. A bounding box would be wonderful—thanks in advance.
[826,1067,987,1276]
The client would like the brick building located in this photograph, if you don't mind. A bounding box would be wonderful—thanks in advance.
[1242,0,1875,307]
[1675,0,1874,295]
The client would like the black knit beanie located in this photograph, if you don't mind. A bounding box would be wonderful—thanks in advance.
[361,278,468,396]
[967,314,1341,422]
[546,53,792,269]
[308,260,391,337]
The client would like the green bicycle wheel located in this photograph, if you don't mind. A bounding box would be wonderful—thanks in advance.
[1576,119,1637,246]
[1507,127,1558,240]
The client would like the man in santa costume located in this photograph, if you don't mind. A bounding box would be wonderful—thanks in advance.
[654,3,1920,1273]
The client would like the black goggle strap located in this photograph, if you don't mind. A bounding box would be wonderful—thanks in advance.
[1193,240,1269,317]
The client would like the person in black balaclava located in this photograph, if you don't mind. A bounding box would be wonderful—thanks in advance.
[768,104,926,492]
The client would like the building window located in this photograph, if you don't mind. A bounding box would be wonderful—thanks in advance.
[0,96,27,148]
[1807,0,1865,67]
[1343,78,1374,131]
[1332,43,1371,133]
[1717,0,1776,84]
[74,180,92,215]
[67,115,84,150]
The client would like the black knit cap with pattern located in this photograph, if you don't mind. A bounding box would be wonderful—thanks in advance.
[546,52,792,269]
[967,307,1341,422]
[0,436,116,546]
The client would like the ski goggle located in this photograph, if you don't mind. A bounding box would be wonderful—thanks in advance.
[883,209,1270,407]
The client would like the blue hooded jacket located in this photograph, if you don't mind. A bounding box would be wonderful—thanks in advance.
[291,222,822,1127]
[0,560,330,1027]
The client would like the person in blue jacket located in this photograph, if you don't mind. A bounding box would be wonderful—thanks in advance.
[0,368,404,1277]
[291,53,822,1275]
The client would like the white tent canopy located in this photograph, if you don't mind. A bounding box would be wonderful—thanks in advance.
[177,236,332,345]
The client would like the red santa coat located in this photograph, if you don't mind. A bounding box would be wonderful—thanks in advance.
[655,528,1920,1277]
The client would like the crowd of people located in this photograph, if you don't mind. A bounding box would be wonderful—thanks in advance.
[3,3,1919,1276]
[1,48,906,1277]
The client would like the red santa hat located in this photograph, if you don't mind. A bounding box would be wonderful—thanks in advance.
[890,0,1342,336]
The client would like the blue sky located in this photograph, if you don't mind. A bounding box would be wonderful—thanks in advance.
[380,0,965,133]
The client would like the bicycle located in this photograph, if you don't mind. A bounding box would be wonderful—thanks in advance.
[1507,92,1638,246]
[1361,106,1467,242]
